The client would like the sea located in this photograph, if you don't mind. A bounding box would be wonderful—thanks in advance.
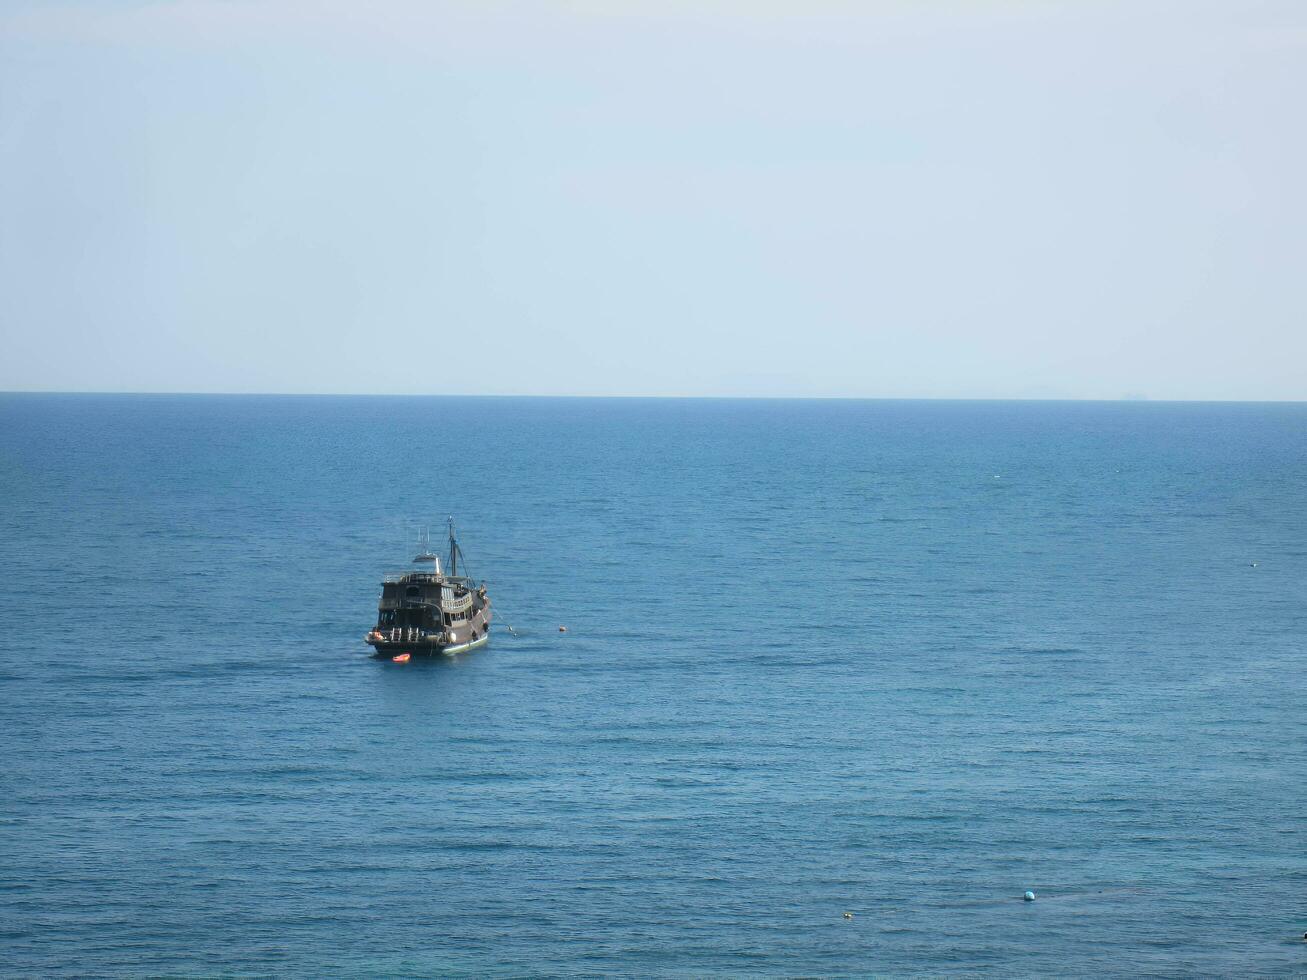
[1,394,1304,976]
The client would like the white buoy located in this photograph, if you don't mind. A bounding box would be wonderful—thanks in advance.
[1024,891,1036,902]
[842,911,853,920]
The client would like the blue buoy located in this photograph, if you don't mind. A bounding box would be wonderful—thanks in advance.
[1024,891,1036,902]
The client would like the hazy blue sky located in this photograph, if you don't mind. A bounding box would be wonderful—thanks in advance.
[1,0,1303,399]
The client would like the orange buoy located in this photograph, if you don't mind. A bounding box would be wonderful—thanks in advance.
[392,653,411,663]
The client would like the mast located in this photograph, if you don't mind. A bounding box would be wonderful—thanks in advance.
[447,516,458,577]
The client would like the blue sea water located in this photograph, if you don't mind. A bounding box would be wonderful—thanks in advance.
[1,394,1305,976]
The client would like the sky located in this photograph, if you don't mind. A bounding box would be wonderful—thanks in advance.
[0,0,1304,399]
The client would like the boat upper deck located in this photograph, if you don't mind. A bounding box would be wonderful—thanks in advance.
[381,571,475,586]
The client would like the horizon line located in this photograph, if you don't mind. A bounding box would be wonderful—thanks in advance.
[2,389,1305,405]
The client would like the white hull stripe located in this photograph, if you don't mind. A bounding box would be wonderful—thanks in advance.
[441,634,490,655]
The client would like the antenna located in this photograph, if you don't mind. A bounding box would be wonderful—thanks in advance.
[413,524,441,574]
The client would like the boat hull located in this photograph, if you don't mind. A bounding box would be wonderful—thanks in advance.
[368,633,490,657]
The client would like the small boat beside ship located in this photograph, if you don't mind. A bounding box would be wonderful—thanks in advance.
[365,519,493,657]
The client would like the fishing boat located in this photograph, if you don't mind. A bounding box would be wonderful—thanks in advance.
[365,519,493,656]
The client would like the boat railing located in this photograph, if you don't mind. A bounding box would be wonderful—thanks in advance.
[440,592,474,614]
[381,572,475,584]
[380,594,474,611]
[382,572,442,584]
[374,626,435,643]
